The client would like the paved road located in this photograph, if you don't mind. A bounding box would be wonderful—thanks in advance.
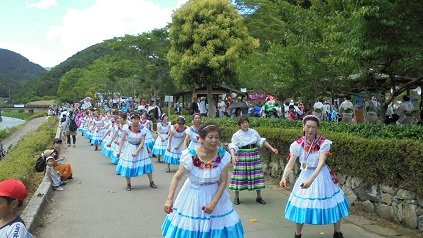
[1,117,47,149]
[34,134,389,238]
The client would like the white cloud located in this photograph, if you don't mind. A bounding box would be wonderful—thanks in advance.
[26,0,57,9]
[46,0,183,62]
[4,0,189,67]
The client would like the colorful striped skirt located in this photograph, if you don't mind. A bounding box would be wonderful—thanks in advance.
[229,148,265,191]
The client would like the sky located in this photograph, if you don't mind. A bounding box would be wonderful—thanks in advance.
[0,0,189,68]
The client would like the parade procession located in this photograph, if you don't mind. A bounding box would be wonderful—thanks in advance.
[0,0,422,237]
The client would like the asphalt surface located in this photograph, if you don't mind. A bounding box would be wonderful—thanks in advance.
[33,133,387,238]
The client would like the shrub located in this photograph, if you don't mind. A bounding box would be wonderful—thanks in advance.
[169,115,423,140]
[0,117,57,186]
[0,127,19,141]
[219,126,423,197]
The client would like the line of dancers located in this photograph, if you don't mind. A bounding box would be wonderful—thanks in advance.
[75,109,349,238]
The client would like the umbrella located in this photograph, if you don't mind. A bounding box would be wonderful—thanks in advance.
[228,102,249,109]
[80,97,92,102]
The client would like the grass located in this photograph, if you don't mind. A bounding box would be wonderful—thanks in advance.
[1,110,47,120]
[26,100,56,106]
[0,126,20,141]
[0,117,57,189]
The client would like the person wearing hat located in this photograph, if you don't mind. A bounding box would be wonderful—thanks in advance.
[0,179,33,237]
[51,140,73,181]
[45,155,65,191]
[163,116,187,173]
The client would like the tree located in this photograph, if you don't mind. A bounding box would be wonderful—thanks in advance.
[337,0,423,117]
[168,0,258,117]
[235,0,356,105]
[107,29,176,103]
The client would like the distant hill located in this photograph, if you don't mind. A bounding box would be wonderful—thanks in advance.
[19,42,113,101]
[0,49,46,97]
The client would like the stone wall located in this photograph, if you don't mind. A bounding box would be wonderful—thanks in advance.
[259,151,423,231]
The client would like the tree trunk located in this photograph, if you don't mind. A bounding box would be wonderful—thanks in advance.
[206,83,216,118]
[378,75,422,121]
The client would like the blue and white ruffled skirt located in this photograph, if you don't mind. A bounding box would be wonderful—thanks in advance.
[284,165,349,225]
[162,180,244,238]
[116,143,154,177]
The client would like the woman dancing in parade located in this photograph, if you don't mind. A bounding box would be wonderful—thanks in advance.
[152,114,171,163]
[101,113,116,159]
[78,111,89,137]
[163,116,187,173]
[140,112,155,150]
[162,122,244,238]
[280,114,349,238]
[116,113,157,191]
[108,112,128,165]
[184,113,202,149]
[90,111,105,151]
[228,116,278,205]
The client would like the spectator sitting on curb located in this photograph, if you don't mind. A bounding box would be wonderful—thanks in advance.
[51,139,73,181]
[45,156,65,191]
[0,179,33,237]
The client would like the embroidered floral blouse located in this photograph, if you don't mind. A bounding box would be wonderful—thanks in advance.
[180,147,231,186]
[289,137,332,169]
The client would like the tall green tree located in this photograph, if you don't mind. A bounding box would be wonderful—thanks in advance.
[108,28,175,103]
[168,0,258,117]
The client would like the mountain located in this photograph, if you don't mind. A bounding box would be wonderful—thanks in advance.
[19,42,113,101]
[0,49,46,98]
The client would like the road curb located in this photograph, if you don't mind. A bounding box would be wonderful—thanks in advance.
[21,177,53,232]
[21,125,61,232]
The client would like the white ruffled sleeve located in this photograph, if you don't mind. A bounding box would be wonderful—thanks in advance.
[220,150,232,168]
[228,131,240,153]
[320,139,332,153]
[289,142,301,158]
[253,129,266,147]
[179,149,193,171]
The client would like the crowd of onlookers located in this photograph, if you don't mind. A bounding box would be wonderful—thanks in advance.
[187,94,422,125]
[54,93,422,126]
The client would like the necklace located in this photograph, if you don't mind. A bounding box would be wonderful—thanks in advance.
[302,136,317,170]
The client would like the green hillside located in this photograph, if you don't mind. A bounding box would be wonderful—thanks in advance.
[0,49,46,98]
[17,42,113,102]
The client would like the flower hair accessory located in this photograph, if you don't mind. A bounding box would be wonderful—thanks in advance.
[302,114,320,124]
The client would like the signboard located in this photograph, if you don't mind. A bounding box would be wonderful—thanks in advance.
[240,88,247,93]
[81,101,92,110]
[247,93,268,100]
[164,96,174,103]
[14,104,25,108]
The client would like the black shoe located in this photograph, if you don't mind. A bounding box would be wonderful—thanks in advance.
[233,197,240,205]
[150,181,158,189]
[256,197,266,204]
[295,233,301,238]
[94,146,98,151]
[333,232,343,238]
[126,183,132,191]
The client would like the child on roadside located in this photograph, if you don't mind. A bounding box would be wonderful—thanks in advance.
[0,179,33,237]
[45,156,65,191]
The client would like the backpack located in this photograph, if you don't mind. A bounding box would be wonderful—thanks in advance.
[69,117,78,131]
[35,155,46,172]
